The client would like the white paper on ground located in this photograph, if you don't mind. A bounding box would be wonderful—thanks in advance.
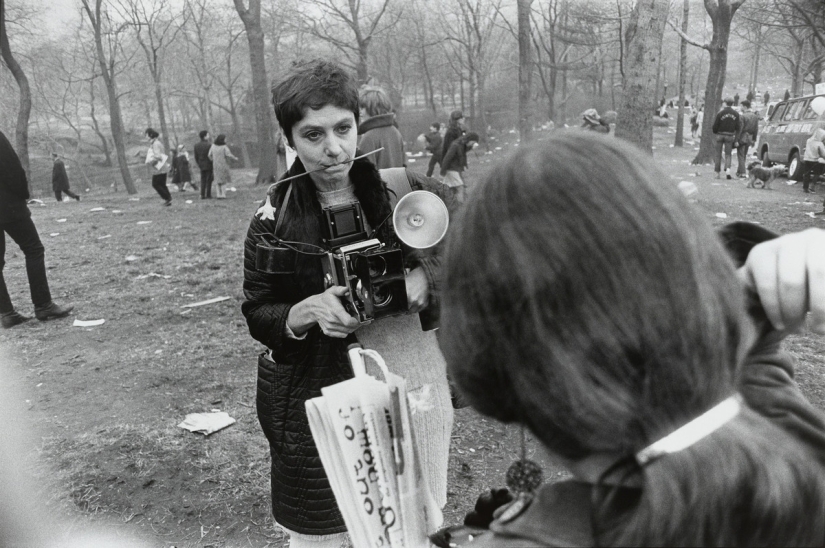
[181,296,231,308]
[90,207,105,212]
[177,411,236,435]
[136,221,152,225]
[136,272,171,280]
[50,233,60,236]
[98,234,112,240]
[57,218,67,223]
[73,319,105,327]
[715,212,728,219]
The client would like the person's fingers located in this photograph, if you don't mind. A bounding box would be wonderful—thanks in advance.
[327,285,350,298]
[747,242,784,331]
[776,234,809,331]
[806,232,825,334]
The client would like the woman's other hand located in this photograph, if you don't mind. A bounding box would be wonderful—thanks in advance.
[406,267,430,314]
[738,228,825,334]
[287,285,361,338]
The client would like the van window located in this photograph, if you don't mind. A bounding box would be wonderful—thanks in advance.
[771,103,788,121]
[782,101,805,121]
[801,99,822,120]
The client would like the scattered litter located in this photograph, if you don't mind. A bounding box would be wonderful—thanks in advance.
[669,144,674,148]
[408,158,416,163]
[185,200,193,204]
[50,233,60,237]
[125,255,140,262]
[178,411,236,436]
[112,209,123,213]
[136,221,152,225]
[651,146,656,150]
[715,212,728,219]
[73,319,105,327]
[228,187,237,192]
[677,181,698,197]
[57,218,67,223]
[182,296,231,308]
[128,197,140,201]
[495,147,502,150]
[807,212,817,218]
[786,179,798,185]
[28,199,45,205]
[180,309,192,316]
[89,207,105,212]
[154,349,163,354]
[98,234,112,240]
[135,272,171,280]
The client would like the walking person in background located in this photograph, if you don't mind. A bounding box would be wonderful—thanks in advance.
[172,144,197,192]
[736,100,760,179]
[0,131,74,328]
[691,107,704,139]
[712,98,742,180]
[425,122,443,177]
[208,134,237,199]
[442,110,466,159]
[144,128,172,206]
[802,128,825,195]
[356,85,404,169]
[194,130,213,199]
[441,131,479,204]
[51,153,80,202]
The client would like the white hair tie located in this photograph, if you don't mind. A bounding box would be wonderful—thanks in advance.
[636,395,742,466]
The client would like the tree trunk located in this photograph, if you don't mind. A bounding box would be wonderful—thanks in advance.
[1,2,32,185]
[89,80,113,167]
[749,29,761,94]
[227,90,252,168]
[153,76,171,151]
[675,0,689,147]
[82,0,137,194]
[616,0,669,153]
[517,0,534,143]
[233,0,278,184]
[692,1,743,165]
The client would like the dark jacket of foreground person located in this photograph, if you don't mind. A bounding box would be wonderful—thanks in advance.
[241,157,452,535]
[0,130,31,222]
[439,221,825,547]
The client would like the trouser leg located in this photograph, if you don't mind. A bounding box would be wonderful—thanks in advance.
[737,144,749,175]
[714,135,724,173]
[723,136,734,171]
[2,218,52,308]
[426,155,439,177]
[0,229,13,314]
[64,189,79,200]
[803,162,813,192]
[55,191,62,202]
[152,173,172,201]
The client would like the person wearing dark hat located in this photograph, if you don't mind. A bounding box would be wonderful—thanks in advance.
[0,130,74,328]
[712,98,742,180]
[51,153,80,202]
[442,110,466,159]
[581,109,610,133]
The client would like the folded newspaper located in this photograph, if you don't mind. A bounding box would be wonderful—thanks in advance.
[306,345,442,548]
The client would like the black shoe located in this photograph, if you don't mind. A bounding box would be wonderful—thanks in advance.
[2,311,32,329]
[164,200,172,206]
[75,195,81,201]
[726,174,732,180]
[34,301,74,321]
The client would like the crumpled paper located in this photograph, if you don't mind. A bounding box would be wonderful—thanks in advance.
[177,411,236,436]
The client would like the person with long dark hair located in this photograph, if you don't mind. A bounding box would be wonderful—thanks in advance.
[242,59,455,548]
[144,128,172,206]
[439,131,825,547]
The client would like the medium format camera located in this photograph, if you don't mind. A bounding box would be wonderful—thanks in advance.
[320,201,408,323]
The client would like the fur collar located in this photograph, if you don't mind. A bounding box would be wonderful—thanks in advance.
[358,113,396,135]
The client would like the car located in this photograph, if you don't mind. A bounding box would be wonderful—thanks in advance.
[757,94,825,180]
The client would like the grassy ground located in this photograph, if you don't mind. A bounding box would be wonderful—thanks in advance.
[1,125,824,547]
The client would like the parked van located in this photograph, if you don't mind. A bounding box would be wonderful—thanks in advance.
[758,93,825,179]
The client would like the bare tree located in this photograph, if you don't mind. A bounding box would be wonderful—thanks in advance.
[670,0,747,164]
[1,0,33,181]
[299,0,399,83]
[81,0,138,194]
[214,28,252,167]
[615,0,668,152]
[233,0,281,184]
[675,0,688,147]
[518,0,533,142]
[182,0,217,132]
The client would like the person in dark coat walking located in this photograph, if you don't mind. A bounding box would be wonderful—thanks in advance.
[441,131,479,204]
[442,110,466,159]
[194,130,213,199]
[51,153,80,202]
[0,131,74,328]
[425,122,443,177]
[712,97,743,179]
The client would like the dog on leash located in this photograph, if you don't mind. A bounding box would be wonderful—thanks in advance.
[746,161,783,189]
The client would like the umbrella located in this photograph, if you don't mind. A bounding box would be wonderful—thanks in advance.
[306,344,442,547]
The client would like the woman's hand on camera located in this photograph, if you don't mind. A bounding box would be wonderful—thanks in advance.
[311,286,361,338]
[406,267,430,314]
[738,228,825,334]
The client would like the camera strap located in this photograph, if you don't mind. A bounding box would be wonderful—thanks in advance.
[274,182,293,238]
[380,167,413,209]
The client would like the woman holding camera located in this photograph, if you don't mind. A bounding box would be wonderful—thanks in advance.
[242,60,455,548]
[439,132,825,546]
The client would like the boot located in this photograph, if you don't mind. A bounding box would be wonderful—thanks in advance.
[2,310,31,329]
[34,301,74,321]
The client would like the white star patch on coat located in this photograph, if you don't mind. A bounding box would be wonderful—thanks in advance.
[256,195,276,221]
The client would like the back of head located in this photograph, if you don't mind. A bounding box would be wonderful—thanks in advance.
[199,130,209,140]
[741,99,751,109]
[214,134,226,146]
[449,110,463,127]
[271,59,359,147]
[358,86,393,118]
[145,127,159,139]
[724,97,734,106]
[440,132,825,546]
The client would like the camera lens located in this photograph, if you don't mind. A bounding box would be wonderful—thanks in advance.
[368,256,387,278]
[372,284,393,308]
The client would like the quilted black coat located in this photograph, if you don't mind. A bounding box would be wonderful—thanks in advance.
[242,157,455,535]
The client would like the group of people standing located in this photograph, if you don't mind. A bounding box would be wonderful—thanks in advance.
[422,110,479,203]
[711,97,760,180]
[144,129,238,205]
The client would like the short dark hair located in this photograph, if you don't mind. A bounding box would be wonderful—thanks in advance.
[271,59,360,147]
[741,99,751,108]
[199,130,209,140]
[214,134,226,146]
[145,127,159,139]
[431,122,441,130]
